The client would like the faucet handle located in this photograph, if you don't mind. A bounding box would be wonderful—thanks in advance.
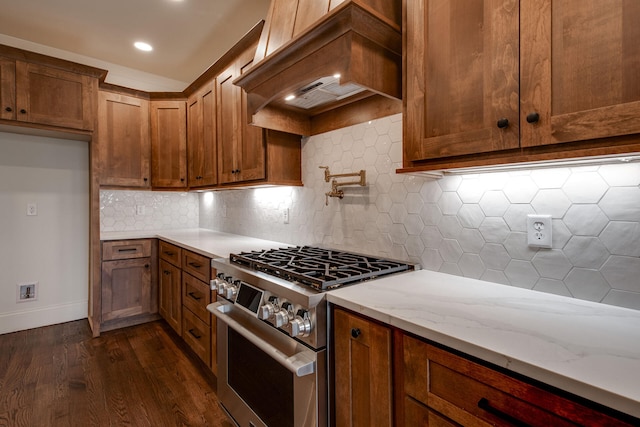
[319,165,331,182]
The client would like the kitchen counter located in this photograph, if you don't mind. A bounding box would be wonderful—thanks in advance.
[327,269,640,418]
[101,228,290,259]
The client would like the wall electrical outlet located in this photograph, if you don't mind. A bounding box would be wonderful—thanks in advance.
[136,205,145,215]
[527,214,552,248]
[17,282,38,302]
[283,208,290,224]
[27,203,38,216]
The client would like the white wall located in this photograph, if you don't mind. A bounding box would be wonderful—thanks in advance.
[0,132,89,334]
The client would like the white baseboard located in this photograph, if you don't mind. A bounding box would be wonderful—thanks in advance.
[0,300,88,335]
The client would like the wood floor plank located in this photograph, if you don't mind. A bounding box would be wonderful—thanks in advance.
[0,320,233,427]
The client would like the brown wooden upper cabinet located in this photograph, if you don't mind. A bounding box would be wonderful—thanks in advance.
[0,56,98,131]
[151,100,188,189]
[217,45,266,185]
[98,90,151,188]
[187,80,218,188]
[401,0,640,172]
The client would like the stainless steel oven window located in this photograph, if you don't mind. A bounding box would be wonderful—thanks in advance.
[228,327,294,427]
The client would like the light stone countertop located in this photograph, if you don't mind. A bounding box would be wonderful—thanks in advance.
[100,228,291,259]
[327,269,640,419]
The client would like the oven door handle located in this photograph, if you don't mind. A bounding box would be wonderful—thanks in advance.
[210,302,316,377]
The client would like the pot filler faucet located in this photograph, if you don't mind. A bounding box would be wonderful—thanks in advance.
[319,166,366,205]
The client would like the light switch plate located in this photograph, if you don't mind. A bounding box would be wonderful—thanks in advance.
[527,214,552,248]
[27,203,37,216]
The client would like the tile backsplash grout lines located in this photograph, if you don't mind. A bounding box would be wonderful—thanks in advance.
[101,113,640,311]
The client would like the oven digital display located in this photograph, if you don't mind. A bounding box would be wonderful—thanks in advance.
[235,283,263,314]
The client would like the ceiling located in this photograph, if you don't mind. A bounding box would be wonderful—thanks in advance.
[0,0,271,92]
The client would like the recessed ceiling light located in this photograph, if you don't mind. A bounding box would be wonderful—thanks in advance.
[134,41,153,52]
[284,94,296,101]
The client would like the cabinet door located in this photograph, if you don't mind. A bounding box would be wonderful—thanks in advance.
[98,91,150,187]
[334,308,393,427]
[187,81,217,187]
[404,0,519,161]
[151,100,187,188]
[521,0,640,147]
[159,259,182,336]
[216,64,240,184]
[15,61,96,130]
[101,258,152,322]
[0,57,16,120]
[238,51,266,182]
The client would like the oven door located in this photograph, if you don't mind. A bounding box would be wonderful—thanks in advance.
[209,301,326,427]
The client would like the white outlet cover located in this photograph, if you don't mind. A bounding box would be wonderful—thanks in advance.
[527,214,552,248]
[17,282,38,303]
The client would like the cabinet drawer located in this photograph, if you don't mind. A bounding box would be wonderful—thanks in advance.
[182,250,210,283]
[182,273,211,325]
[402,335,631,427]
[102,239,151,260]
[159,240,182,266]
[182,308,211,365]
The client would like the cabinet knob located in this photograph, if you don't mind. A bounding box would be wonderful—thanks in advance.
[351,328,361,339]
[196,175,202,180]
[180,178,185,182]
[526,112,540,123]
[496,118,509,129]
[144,264,150,268]
[4,107,12,112]
[20,109,27,114]
[143,177,148,182]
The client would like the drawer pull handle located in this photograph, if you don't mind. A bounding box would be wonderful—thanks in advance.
[187,328,201,339]
[351,328,361,339]
[163,270,171,275]
[118,248,137,253]
[477,397,530,426]
[164,251,174,256]
[496,117,509,129]
[188,291,202,301]
[188,262,202,269]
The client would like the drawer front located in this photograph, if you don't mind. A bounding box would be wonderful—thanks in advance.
[182,250,210,283]
[182,308,211,365]
[182,273,211,325]
[159,240,182,266]
[402,335,630,427]
[102,239,151,260]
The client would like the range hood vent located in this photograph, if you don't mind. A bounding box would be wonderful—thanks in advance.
[234,0,402,136]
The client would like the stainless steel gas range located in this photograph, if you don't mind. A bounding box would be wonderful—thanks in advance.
[207,245,414,427]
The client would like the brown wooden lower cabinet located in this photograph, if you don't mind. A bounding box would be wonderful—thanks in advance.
[333,307,393,427]
[333,308,637,427]
[158,240,217,373]
[100,239,158,332]
[398,333,635,427]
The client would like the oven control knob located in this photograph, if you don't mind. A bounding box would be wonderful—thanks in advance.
[259,297,279,321]
[289,310,312,338]
[225,280,240,300]
[274,309,290,328]
[217,280,228,295]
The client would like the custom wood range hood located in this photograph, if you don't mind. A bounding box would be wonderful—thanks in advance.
[234,0,402,136]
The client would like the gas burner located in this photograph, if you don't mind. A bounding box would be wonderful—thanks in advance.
[229,246,413,291]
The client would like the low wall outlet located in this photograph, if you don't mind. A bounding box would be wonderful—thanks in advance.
[283,208,290,224]
[27,203,38,216]
[136,205,145,215]
[17,282,38,302]
[527,214,552,248]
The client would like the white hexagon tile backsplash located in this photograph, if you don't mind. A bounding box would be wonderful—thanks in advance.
[200,113,640,311]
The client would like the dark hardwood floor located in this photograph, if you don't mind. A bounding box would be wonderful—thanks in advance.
[0,320,234,427]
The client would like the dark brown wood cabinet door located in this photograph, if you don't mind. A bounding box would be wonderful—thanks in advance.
[101,258,152,322]
[159,259,182,336]
[520,0,640,147]
[404,0,520,161]
[15,61,96,130]
[334,308,393,427]
[98,91,150,187]
[187,81,217,188]
[151,100,187,188]
[0,56,16,120]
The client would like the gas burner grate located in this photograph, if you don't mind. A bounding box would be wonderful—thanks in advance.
[230,246,412,291]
